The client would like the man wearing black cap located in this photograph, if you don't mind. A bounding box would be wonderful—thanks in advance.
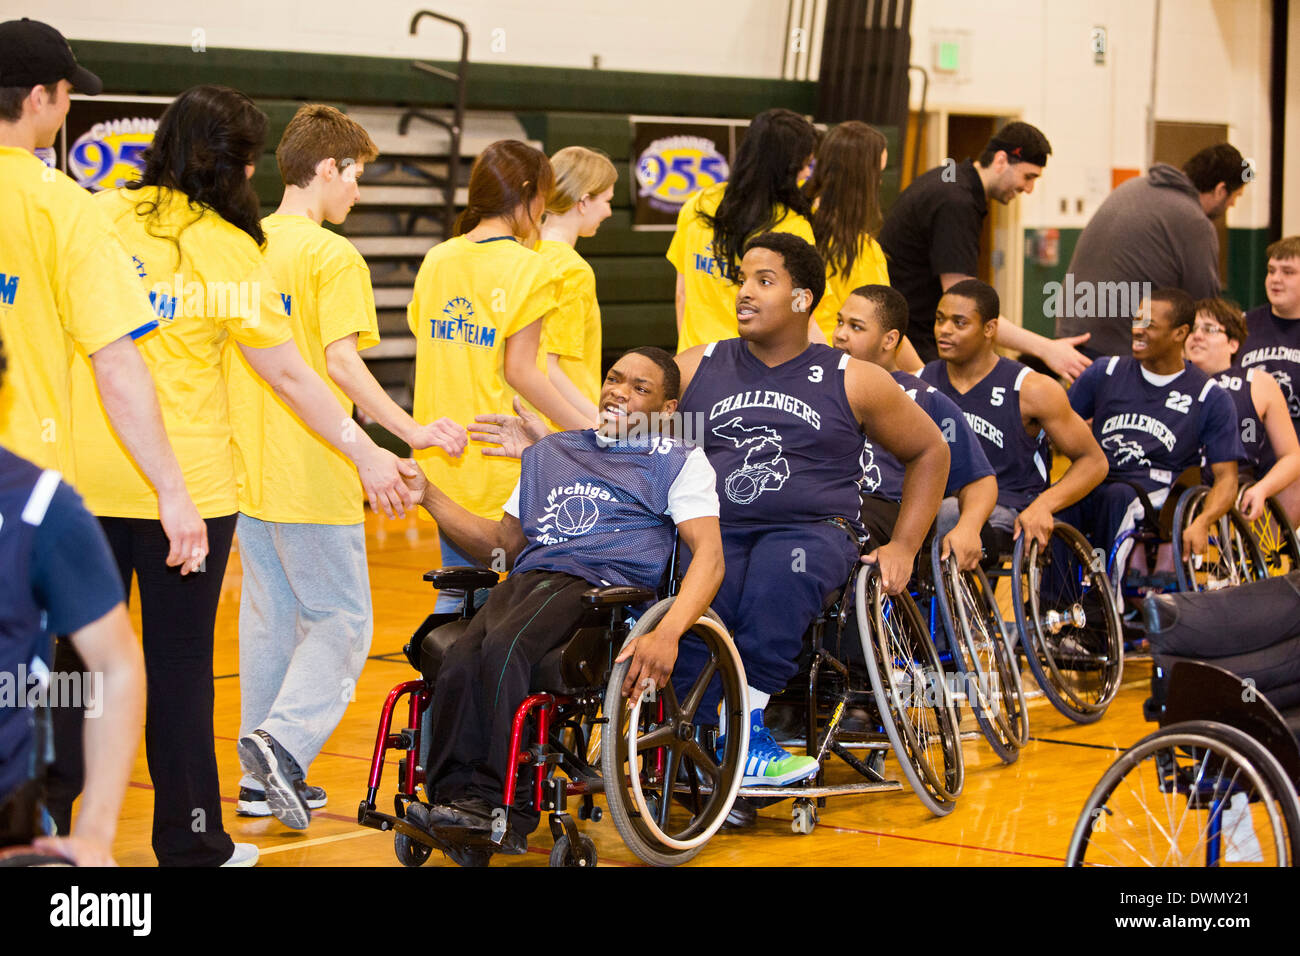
[880,121,1092,382]
[0,20,233,863]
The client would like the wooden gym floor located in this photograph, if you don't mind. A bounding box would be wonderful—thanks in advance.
[104,509,1157,867]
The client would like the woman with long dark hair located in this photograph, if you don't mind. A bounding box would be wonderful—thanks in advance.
[409,139,590,612]
[667,108,820,351]
[803,121,891,341]
[68,84,412,866]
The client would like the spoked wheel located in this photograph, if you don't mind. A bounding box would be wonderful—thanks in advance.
[1238,483,1300,577]
[856,566,963,816]
[1013,522,1123,724]
[932,540,1028,763]
[1173,486,1267,592]
[601,599,747,866]
[1066,720,1300,866]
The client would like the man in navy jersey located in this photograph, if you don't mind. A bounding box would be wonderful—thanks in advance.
[920,279,1108,555]
[0,333,145,866]
[1067,289,1242,562]
[833,284,997,571]
[673,233,950,787]
[399,347,723,858]
[1239,237,1300,522]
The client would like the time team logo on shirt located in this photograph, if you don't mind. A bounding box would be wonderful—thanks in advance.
[431,296,497,348]
[0,272,17,310]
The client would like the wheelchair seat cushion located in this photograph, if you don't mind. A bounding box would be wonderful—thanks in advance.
[419,619,471,682]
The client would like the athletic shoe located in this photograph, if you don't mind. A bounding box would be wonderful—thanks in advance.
[719,709,820,787]
[236,784,327,817]
[219,842,259,867]
[237,730,311,830]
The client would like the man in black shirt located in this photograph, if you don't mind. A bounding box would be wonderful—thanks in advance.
[880,122,1091,382]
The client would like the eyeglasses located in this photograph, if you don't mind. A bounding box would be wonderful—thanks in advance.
[1192,323,1227,337]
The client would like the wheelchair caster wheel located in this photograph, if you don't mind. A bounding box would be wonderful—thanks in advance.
[549,833,598,868]
[393,832,432,868]
[791,802,818,835]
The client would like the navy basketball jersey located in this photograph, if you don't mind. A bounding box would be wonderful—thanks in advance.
[512,429,698,589]
[920,356,1047,510]
[1069,356,1241,492]
[1239,306,1300,439]
[864,371,995,502]
[679,339,865,527]
[1213,365,1266,475]
[0,448,56,804]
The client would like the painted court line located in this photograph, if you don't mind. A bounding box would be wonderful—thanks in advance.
[813,819,1066,863]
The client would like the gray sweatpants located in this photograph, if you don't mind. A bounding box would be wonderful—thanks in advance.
[235,514,373,782]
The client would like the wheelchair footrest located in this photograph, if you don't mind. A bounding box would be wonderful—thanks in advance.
[735,780,904,798]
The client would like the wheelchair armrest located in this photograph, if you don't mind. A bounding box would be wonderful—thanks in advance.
[581,585,656,608]
[422,566,500,592]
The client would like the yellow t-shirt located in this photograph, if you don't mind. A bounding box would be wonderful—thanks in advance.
[812,236,890,342]
[0,146,156,477]
[70,187,292,519]
[408,235,560,520]
[537,239,601,407]
[665,182,816,352]
[226,214,380,525]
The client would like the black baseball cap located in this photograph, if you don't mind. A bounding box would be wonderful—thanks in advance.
[0,19,103,95]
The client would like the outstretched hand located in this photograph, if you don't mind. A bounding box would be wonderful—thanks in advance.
[468,396,550,460]
[410,417,469,457]
[1041,333,1092,385]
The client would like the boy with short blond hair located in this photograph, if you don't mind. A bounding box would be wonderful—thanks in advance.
[227,104,465,828]
[1239,237,1300,521]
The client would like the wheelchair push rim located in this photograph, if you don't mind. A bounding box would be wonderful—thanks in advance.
[601,599,748,862]
[1065,721,1300,867]
[1014,522,1124,722]
[1173,486,1268,592]
[932,541,1029,760]
[856,566,963,815]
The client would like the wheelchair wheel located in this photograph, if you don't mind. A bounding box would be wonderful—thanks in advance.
[1066,720,1300,866]
[393,831,432,868]
[856,566,963,816]
[1013,522,1123,724]
[549,833,598,868]
[1173,486,1267,592]
[932,542,1028,763]
[601,599,747,866]
[1239,484,1300,577]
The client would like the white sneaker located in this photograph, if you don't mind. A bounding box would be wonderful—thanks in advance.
[220,842,260,867]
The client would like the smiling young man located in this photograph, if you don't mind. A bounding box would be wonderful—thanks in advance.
[399,347,722,862]
[1066,289,1241,561]
[1238,237,1300,522]
[674,233,949,788]
[224,105,468,829]
[919,279,1108,555]
[833,284,996,571]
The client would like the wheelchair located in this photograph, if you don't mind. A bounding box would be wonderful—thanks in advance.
[1066,660,1300,866]
[357,567,748,867]
[1237,479,1300,578]
[761,556,965,829]
[1108,480,1266,599]
[925,517,1124,728]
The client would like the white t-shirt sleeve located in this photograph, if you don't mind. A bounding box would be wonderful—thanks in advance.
[503,481,522,518]
[665,447,720,522]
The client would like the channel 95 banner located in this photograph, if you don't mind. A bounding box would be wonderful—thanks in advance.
[630,117,751,231]
[55,95,172,192]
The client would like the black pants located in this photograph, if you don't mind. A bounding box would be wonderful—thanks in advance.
[57,515,238,866]
[424,570,592,833]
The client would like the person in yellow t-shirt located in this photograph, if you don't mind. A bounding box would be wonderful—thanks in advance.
[410,139,590,612]
[666,108,819,352]
[224,105,467,830]
[67,85,413,868]
[0,19,205,573]
[536,146,618,425]
[803,121,892,343]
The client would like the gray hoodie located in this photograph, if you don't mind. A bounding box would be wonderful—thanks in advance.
[1055,164,1220,355]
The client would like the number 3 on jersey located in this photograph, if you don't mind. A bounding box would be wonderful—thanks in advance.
[808,365,824,383]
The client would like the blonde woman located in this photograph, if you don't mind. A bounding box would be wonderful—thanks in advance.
[536,146,617,424]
